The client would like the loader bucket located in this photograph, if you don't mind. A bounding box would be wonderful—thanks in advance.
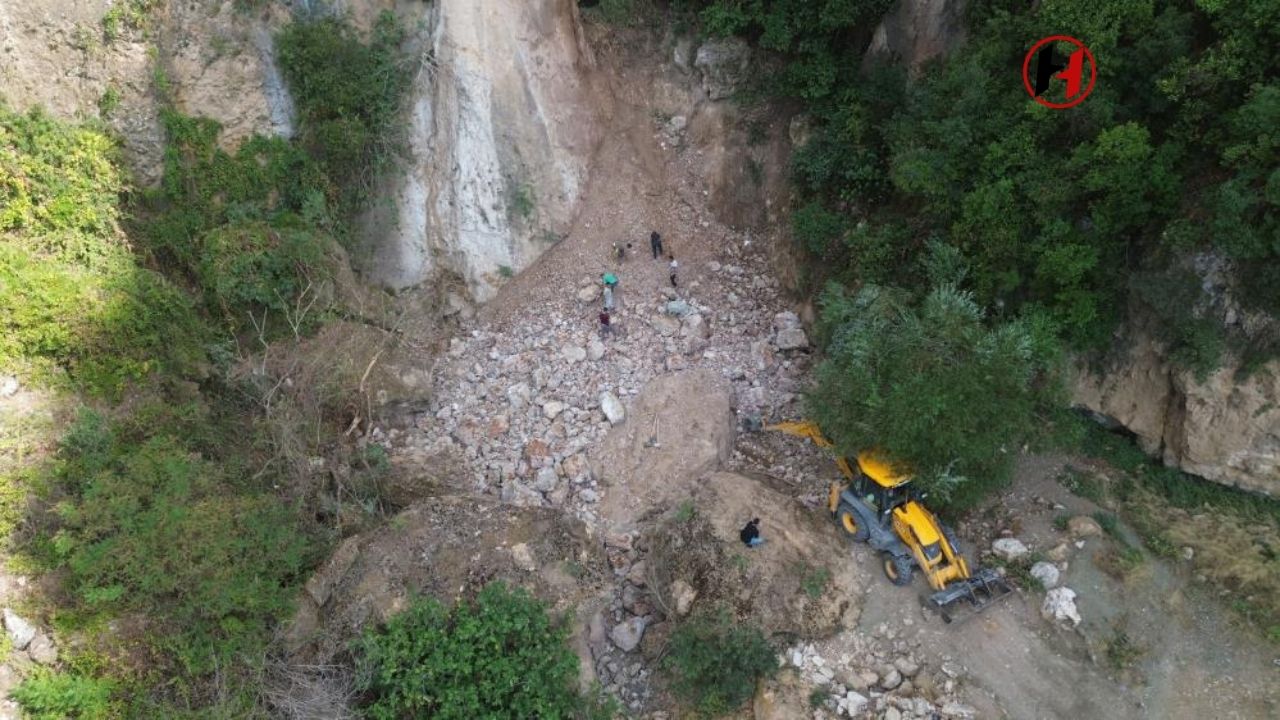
[926,567,1014,623]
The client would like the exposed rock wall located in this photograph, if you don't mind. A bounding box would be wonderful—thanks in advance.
[1072,324,1280,497]
[865,0,969,72]
[0,0,304,185]
[362,0,606,301]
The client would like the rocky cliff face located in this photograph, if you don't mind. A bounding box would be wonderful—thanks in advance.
[361,0,606,301]
[1072,322,1280,497]
[865,0,969,72]
[0,0,305,185]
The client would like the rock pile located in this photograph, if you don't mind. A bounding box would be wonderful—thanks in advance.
[784,636,976,719]
[392,236,813,527]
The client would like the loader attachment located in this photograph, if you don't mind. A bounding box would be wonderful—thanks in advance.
[926,567,1014,623]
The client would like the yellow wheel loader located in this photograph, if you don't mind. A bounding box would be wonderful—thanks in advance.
[767,421,1012,622]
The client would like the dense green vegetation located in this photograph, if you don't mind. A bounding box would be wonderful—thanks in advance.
[276,12,413,219]
[670,0,1279,504]
[1,11,413,716]
[356,583,614,719]
[680,0,1279,372]
[663,610,778,714]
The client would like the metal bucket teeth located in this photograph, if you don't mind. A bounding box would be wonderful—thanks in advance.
[926,568,1015,623]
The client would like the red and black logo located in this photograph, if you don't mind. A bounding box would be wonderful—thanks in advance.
[1022,35,1096,109]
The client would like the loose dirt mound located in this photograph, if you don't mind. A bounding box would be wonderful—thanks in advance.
[593,369,736,528]
[285,495,608,663]
[646,471,865,640]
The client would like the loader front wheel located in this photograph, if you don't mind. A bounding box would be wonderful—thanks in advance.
[837,504,869,542]
[883,553,914,586]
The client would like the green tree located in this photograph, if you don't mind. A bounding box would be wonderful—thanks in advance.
[809,282,1065,509]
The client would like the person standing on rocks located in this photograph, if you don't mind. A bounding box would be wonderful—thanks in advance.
[599,308,614,338]
[603,283,615,311]
[668,254,679,288]
[740,518,763,547]
[650,231,663,259]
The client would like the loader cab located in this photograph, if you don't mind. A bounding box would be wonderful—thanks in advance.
[852,451,914,523]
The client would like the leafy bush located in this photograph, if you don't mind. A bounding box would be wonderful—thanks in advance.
[197,220,333,333]
[663,611,778,714]
[356,583,605,719]
[12,671,117,720]
[49,411,311,675]
[809,282,1064,509]
[0,105,209,395]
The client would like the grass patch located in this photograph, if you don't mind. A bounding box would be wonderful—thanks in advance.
[674,499,696,523]
[991,552,1046,593]
[1102,623,1144,671]
[798,563,831,599]
[509,183,535,220]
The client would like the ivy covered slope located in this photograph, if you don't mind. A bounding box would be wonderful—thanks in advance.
[0,11,414,717]
[674,0,1278,504]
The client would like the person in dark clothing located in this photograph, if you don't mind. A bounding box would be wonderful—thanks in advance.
[650,231,664,259]
[599,309,613,338]
[740,518,763,547]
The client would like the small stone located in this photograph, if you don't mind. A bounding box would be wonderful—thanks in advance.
[626,560,648,587]
[991,538,1029,561]
[562,345,587,363]
[880,668,902,690]
[1047,542,1071,563]
[0,376,18,397]
[510,543,536,572]
[1067,515,1103,537]
[3,609,36,650]
[774,327,808,350]
[1030,561,1060,589]
[665,299,692,316]
[605,532,633,551]
[843,691,868,715]
[577,285,600,303]
[670,579,698,617]
[534,466,559,492]
[610,617,647,652]
[542,401,566,420]
[600,391,625,425]
[27,633,56,665]
[941,701,978,718]
[588,339,606,361]
[1041,587,1082,626]
[884,706,902,720]
[893,657,919,678]
[1181,546,1194,561]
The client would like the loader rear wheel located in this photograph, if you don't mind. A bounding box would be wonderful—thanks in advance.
[883,553,913,586]
[837,504,869,542]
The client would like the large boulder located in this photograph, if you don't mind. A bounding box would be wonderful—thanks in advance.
[593,370,736,528]
[694,37,752,100]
